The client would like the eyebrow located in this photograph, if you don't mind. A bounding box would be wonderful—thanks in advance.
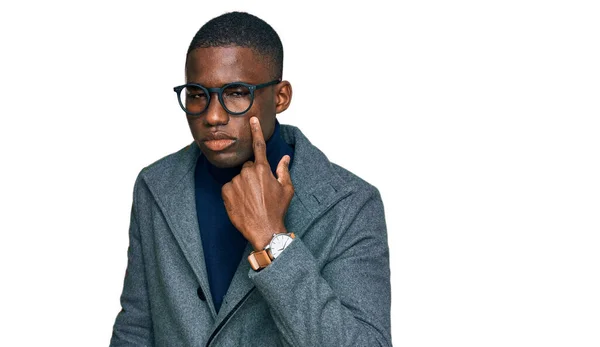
[185,81,250,88]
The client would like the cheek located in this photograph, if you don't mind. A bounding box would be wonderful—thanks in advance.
[231,116,252,141]
[249,102,276,135]
[262,93,277,114]
[186,117,202,139]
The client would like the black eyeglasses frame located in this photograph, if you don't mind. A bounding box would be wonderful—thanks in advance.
[173,79,281,116]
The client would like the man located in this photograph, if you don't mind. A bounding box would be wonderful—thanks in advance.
[110,11,391,347]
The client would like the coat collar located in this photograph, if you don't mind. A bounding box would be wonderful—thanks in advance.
[139,124,354,322]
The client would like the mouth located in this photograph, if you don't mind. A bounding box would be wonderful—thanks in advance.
[202,139,236,152]
[200,131,237,152]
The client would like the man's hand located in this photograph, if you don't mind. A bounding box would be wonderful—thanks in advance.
[221,117,294,250]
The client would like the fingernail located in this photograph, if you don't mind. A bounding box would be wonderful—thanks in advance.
[251,117,258,124]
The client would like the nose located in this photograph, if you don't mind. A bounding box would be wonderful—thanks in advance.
[203,92,229,126]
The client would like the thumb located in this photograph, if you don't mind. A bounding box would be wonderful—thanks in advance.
[276,155,292,186]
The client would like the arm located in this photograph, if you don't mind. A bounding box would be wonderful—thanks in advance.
[110,178,154,346]
[249,188,392,347]
[221,117,391,346]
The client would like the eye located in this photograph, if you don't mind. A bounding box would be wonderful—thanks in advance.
[226,91,249,97]
[184,86,207,100]
[187,92,207,100]
[224,85,251,98]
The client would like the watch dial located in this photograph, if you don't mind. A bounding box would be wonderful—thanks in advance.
[270,234,292,258]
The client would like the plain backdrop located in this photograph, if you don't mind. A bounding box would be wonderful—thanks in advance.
[0,0,599,346]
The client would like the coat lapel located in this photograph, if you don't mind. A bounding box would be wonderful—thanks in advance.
[141,143,218,317]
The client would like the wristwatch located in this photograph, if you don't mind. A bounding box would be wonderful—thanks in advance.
[248,232,295,271]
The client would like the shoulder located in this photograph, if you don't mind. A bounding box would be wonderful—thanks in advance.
[331,162,381,200]
[141,143,196,176]
[133,142,200,196]
[281,124,381,210]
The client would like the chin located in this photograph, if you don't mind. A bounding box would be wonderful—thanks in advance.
[209,159,239,169]
[204,152,247,169]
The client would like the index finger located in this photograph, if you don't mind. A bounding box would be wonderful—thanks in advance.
[250,117,267,164]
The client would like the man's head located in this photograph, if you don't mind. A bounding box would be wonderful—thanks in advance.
[182,12,292,168]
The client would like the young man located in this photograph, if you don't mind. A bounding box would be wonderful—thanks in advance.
[110,12,391,347]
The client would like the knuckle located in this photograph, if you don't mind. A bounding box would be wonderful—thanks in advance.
[256,163,268,173]
[253,140,265,149]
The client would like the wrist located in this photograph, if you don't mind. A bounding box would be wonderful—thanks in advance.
[251,238,270,251]
[251,227,287,251]
[248,231,295,271]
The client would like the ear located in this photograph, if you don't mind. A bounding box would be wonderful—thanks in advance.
[274,80,292,114]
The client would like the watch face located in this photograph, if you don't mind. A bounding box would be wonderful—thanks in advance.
[269,234,293,259]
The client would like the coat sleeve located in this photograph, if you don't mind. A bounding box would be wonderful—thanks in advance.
[248,187,392,347]
[110,177,154,346]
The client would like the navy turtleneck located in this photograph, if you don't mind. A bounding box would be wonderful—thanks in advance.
[194,120,294,312]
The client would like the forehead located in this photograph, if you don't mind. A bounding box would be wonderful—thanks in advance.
[186,46,272,87]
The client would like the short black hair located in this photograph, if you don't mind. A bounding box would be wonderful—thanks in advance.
[186,11,284,80]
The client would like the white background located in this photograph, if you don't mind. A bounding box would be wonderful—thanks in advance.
[1,0,599,346]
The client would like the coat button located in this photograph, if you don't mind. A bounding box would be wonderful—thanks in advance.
[197,286,206,301]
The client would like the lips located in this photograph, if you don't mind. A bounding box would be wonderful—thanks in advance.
[201,132,236,152]
[203,139,236,151]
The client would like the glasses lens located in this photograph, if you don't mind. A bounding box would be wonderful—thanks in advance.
[222,84,252,114]
[180,85,208,114]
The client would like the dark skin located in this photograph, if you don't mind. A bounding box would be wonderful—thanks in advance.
[186,46,294,250]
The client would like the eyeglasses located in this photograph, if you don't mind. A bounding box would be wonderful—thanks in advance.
[173,80,280,116]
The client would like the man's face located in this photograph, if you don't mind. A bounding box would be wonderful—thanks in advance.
[185,46,282,168]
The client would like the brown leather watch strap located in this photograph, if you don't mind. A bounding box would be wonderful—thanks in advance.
[248,250,272,271]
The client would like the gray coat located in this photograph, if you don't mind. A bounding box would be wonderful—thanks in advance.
[110,124,392,346]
